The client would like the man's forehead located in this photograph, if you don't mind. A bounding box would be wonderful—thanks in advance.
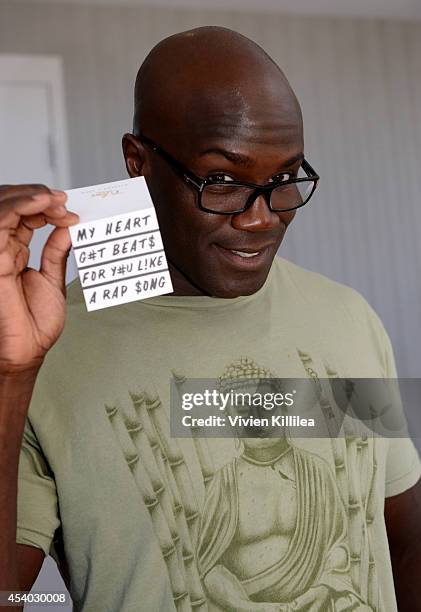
[156,80,303,154]
[183,83,299,121]
[185,125,303,159]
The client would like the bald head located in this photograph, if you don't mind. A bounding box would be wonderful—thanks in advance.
[123,27,306,299]
[133,26,302,143]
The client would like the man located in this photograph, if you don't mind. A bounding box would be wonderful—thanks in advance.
[0,26,420,612]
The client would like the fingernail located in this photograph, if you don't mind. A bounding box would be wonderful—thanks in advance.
[32,193,48,201]
[51,189,65,196]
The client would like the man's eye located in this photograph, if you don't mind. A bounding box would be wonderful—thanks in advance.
[270,172,292,183]
[207,173,235,183]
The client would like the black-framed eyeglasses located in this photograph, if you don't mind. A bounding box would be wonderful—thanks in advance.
[136,131,320,215]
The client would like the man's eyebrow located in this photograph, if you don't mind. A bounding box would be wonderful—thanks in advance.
[282,152,304,168]
[199,148,254,167]
[198,148,304,170]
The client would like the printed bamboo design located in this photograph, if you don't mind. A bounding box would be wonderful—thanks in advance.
[171,370,216,490]
[345,388,381,610]
[106,391,208,611]
[297,350,341,439]
[321,366,351,513]
[106,403,189,605]
[366,440,381,611]
[307,359,383,610]
[145,392,202,545]
[142,390,208,610]
[346,436,364,588]
[356,436,370,603]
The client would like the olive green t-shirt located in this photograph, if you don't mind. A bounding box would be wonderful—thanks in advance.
[17,256,421,611]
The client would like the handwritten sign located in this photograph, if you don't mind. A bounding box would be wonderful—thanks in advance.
[67,177,173,311]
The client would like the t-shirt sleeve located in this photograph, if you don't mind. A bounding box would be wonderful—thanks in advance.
[364,302,421,497]
[16,418,60,556]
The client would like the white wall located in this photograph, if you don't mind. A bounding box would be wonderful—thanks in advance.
[0,3,420,381]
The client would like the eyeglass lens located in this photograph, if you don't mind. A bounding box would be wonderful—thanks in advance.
[202,167,316,213]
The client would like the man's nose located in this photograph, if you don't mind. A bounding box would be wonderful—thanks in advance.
[230,193,281,232]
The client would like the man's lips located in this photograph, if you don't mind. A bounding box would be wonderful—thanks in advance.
[214,243,275,268]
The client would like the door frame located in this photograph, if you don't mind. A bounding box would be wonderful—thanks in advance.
[0,54,71,188]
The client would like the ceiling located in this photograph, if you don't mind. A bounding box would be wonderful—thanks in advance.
[6,0,421,21]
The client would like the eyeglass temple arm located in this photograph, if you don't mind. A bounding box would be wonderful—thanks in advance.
[136,132,203,189]
[302,159,319,181]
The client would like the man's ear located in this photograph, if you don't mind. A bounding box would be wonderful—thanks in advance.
[122,133,146,177]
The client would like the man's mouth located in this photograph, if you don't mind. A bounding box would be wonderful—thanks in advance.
[214,244,274,268]
[230,249,259,258]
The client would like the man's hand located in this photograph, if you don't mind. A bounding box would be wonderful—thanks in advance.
[0,184,79,374]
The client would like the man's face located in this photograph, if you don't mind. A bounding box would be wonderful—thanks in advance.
[125,75,304,298]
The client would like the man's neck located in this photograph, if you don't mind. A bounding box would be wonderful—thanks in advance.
[166,260,209,296]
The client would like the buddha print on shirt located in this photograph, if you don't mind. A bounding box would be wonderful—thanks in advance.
[106,353,381,612]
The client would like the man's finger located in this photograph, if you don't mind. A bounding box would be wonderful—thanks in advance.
[14,216,45,248]
[0,184,66,203]
[40,227,72,293]
[0,193,67,230]
[45,211,79,227]
[15,211,69,249]
[22,209,79,229]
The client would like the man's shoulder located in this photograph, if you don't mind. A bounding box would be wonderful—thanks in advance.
[273,256,371,323]
[274,257,392,369]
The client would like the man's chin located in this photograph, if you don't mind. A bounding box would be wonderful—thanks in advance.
[209,268,272,298]
[170,252,275,297]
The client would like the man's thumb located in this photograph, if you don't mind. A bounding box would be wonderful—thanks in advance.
[40,227,72,293]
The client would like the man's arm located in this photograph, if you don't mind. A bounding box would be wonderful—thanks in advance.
[0,371,45,610]
[16,545,44,591]
[385,477,421,612]
[0,184,78,608]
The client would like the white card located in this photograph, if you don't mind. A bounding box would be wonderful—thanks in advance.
[67,177,173,311]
